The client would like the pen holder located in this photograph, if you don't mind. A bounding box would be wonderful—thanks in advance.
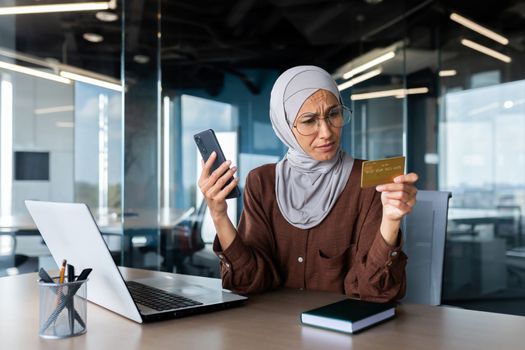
[38,278,88,339]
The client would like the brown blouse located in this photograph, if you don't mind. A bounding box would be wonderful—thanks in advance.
[213,159,407,302]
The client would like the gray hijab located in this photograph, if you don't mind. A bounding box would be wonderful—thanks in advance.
[269,66,354,229]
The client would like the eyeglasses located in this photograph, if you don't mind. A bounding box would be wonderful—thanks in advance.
[292,105,352,136]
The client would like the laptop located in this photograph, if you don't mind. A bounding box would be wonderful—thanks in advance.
[25,200,247,323]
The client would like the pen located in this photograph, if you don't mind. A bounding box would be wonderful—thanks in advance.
[38,267,54,284]
[67,264,75,283]
[67,264,75,334]
[75,268,92,281]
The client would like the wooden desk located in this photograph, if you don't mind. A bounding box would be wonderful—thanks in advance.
[0,207,195,233]
[0,208,194,271]
[448,208,517,245]
[1,268,525,349]
[448,208,514,228]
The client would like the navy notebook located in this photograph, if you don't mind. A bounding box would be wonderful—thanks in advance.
[300,298,396,334]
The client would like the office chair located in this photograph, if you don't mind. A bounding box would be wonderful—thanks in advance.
[163,200,208,274]
[402,190,452,305]
[495,205,522,248]
[500,205,525,287]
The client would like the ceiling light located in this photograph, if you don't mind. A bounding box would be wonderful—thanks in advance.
[0,48,57,71]
[56,121,74,128]
[351,87,429,101]
[95,11,118,22]
[403,87,429,96]
[60,71,122,91]
[83,33,104,43]
[133,55,150,64]
[450,13,509,45]
[394,88,429,99]
[338,68,382,91]
[132,236,147,245]
[461,39,512,63]
[503,100,514,109]
[0,61,71,84]
[343,51,395,79]
[439,70,457,77]
[332,41,404,80]
[424,153,439,165]
[35,105,74,115]
[0,1,114,15]
[467,102,498,117]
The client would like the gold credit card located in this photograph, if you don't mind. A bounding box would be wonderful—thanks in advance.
[361,156,406,188]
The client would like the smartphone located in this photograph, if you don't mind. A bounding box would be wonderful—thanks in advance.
[193,129,241,199]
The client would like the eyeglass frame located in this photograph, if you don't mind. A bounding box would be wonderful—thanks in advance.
[291,104,352,136]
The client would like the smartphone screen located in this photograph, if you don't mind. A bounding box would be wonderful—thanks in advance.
[193,129,241,199]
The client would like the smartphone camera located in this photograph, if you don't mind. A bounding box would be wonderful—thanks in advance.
[194,136,207,154]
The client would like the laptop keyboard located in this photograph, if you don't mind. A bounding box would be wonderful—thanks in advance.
[126,281,203,311]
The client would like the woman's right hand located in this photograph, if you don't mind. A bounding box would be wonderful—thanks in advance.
[198,151,239,221]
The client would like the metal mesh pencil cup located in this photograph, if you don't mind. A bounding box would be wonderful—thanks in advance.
[38,277,88,339]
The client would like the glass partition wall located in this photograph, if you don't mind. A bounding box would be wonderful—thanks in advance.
[437,14,525,313]
[159,0,525,315]
[0,0,163,274]
[2,0,525,318]
[0,1,125,275]
[398,3,525,315]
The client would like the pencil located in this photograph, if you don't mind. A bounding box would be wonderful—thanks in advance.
[53,259,68,327]
[59,259,67,283]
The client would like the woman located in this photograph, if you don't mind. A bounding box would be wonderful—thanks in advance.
[198,66,418,302]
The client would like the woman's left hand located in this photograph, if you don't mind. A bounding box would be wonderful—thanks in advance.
[376,173,419,222]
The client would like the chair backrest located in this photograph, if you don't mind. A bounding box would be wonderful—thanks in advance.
[402,190,452,306]
[172,199,208,255]
[190,200,208,252]
[496,205,522,247]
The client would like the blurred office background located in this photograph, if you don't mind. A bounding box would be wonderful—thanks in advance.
[1,0,525,316]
